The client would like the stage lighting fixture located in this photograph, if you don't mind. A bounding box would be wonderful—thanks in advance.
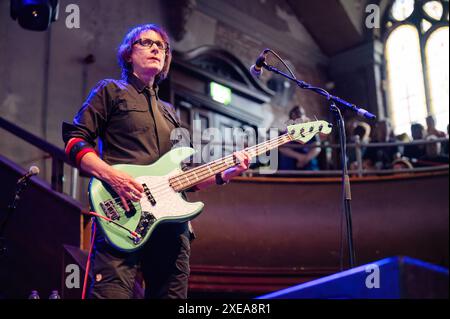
[10,0,59,31]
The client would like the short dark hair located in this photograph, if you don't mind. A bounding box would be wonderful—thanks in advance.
[411,123,424,131]
[411,123,425,139]
[117,24,172,83]
[289,105,305,120]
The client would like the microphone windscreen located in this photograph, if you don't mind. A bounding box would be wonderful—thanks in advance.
[29,166,40,176]
[250,65,262,78]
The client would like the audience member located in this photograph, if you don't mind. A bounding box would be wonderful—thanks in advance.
[403,123,427,161]
[348,121,371,168]
[441,124,449,156]
[417,135,449,166]
[426,115,447,138]
[363,119,400,169]
[392,158,414,171]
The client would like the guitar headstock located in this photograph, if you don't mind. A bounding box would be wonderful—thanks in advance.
[287,120,332,143]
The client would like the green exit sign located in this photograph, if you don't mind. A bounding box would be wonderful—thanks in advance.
[210,82,232,105]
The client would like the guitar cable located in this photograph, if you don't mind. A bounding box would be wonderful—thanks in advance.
[86,211,140,239]
[81,218,96,300]
[81,212,141,300]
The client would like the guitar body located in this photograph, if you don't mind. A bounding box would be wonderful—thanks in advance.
[89,147,204,252]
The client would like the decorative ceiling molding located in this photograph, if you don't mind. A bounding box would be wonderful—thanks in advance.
[173,46,274,103]
[195,0,329,67]
[286,0,366,56]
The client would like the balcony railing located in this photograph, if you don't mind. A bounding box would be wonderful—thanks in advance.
[1,116,448,204]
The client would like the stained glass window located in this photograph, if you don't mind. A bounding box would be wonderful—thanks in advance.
[392,0,415,21]
[426,27,449,131]
[384,0,449,135]
[423,1,444,20]
[386,25,427,135]
[421,19,432,32]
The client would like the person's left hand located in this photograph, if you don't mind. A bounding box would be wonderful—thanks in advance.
[223,150,252,181]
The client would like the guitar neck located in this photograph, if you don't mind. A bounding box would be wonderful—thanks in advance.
[170,133,294,192]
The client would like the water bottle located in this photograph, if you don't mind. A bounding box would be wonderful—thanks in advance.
[28,290,40,299]
[48,290,61,299]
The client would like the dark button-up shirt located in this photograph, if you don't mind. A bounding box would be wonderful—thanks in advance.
[62,73,181,166]
[63,74,197,239]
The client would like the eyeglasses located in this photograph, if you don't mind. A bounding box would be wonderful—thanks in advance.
[132,38,169,52]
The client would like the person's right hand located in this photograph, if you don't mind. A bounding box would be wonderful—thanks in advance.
[104,168,144,212]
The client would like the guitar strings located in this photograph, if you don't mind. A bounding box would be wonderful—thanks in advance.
[101,134,298,231]
[106,128,323,208]
[109,130,319,208]
[172,133,291,184]
[156,131,293,191]
[110,128,323,207]
[169,123,326,189]
[113,135,289,199]
[108,133,292,209]
[108,133,291,205]
[171,134,293,189]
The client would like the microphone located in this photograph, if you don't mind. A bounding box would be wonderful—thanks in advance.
[250,49,270,78]
[17,166,40,184]
[357,108,376,120]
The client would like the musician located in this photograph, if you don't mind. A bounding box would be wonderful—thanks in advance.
[62,24,251,299]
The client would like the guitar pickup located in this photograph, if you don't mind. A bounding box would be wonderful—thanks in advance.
[100,200,120,221]
[142,183,156,206]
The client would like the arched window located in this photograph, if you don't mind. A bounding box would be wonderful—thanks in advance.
[384,0,449,135]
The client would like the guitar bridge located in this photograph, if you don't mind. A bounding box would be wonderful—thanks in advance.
[100,200,120,221]
[132,211,156,244]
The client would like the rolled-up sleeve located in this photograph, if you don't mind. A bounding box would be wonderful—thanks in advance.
[62,80,110,148]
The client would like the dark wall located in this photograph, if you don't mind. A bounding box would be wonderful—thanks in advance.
[188,172,449,271]
[0,156,82,299]
[0,0,330,180]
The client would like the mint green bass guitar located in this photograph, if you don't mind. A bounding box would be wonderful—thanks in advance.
[88,120,332,252]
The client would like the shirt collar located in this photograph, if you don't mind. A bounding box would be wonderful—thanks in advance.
[126,72,159,98]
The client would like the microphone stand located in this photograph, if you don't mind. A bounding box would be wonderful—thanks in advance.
[0,179,30,257]
[262,63,376,269]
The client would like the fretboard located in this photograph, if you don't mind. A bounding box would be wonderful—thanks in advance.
[169,133,293,192]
